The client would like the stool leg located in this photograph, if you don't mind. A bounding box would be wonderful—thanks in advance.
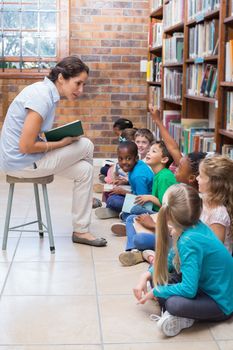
[34,183,44,238]
[42,184,55,253]
[2,183,15,250]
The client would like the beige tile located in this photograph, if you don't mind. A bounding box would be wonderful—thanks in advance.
[95,260,148,294]
[218,340,233,350]
[0,346,101,350]
[209,318,233,340]
[0,296,100,344]
[4,261,95,295]
[0,263,10,290]
[99,295,214,343]
[104,342,219,350]
[13,236,93,262]
[0,237,19,262]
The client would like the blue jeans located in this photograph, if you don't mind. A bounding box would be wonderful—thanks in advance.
[106,194,125,213]
[125,214,155,251]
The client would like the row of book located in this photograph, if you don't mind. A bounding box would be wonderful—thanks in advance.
[225,40,233,82]
[163,111,215,153]
[164,32,184,64]
[186,64,218,98]
[146,57,162,82]
[226,92,233,131]
[148,86,161,110]
[189,20,219,59]
[187,0,220,20]
[222,144,233,160]
[148,21,163,49]
[164,68,183,102]
[163,0,184,30]
[151,0,163,12]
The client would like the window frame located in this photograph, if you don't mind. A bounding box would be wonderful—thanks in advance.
[0,0,69,78]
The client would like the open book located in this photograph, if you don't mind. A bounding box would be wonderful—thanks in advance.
[122,193,153,214]
[44,120,83,142]
[133,213,158,234]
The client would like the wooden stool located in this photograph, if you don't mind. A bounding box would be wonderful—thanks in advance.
[2,175,55,253]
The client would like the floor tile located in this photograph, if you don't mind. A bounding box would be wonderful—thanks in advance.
[13,236,93,262]
[209,318,233,340]
[218,340,233,350]
[0,346,101,350]
[95,260,148,295]
[0,296,100,344]
[104,342,219,350]
[99,295,214,343]
[4,261,95,295]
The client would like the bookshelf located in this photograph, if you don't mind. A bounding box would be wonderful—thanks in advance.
[147,0,233,157]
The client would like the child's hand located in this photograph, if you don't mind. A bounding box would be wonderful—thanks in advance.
[149,104,161,124]
[133,283,148,301]
[135,195,150,205]
[113,177,128,186]
[136,290,155,305]
[109,187,126,195]
[135,214,155,230]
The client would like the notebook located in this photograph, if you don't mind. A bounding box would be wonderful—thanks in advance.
[122,193,153,214]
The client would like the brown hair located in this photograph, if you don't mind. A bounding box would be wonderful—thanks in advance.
[135,128,154,144]
[48,55,89,82]
[154,184,202,286]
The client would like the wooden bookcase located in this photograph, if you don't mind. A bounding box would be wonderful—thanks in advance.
[147,0,233,155]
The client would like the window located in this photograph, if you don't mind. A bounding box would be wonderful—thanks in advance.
[0,0,69,75]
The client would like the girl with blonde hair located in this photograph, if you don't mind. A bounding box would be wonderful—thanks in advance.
[198,155,233,253]
[133,183,233,337]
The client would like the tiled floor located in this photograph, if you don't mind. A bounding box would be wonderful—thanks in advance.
[0,167,232,349]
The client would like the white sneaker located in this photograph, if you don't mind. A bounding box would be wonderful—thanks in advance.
[150,310,194,337]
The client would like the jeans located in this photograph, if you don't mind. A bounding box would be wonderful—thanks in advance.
[125,214,155,251]
[157,272,233,321]
[106,194,125,213]
[120,204,156,223]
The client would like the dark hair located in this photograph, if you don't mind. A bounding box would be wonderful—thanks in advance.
[135,128,154,144]
[187,152,207,176]
[120,128,138,142]
[117,141,138,158]
[48,55,89,82]
[155,140,174,168]
[113,118,133,130]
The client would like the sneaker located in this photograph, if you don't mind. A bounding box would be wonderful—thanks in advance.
[95,207,119,219]
[119,250,144,266]
[151,310,194,337]
[111,223,126,236]
[92,197,102,209]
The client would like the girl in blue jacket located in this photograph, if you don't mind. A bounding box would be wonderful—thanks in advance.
[133,183,233,337]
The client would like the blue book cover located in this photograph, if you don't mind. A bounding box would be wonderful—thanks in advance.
[122,193,153,214]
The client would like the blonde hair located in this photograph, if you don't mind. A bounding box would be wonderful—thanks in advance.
[153,183,202,287]
[200,155,233,233]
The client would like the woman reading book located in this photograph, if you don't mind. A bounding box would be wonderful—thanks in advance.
[0,55,107,247]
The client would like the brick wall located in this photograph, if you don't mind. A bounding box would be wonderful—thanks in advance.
[0,0,149,158]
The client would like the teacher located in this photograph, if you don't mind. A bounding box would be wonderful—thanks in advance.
[0,55,107,247]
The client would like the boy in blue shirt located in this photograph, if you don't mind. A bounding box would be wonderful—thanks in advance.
[95,141,154,219]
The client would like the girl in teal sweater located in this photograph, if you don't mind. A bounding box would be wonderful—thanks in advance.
[133,183,233,337]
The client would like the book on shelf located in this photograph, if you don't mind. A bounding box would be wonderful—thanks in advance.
[225,40,233,82]
[152,22,163,49]
[122,193,153,214]
[164,68,183,102]
[187,0,220,20]
[44,120,84,142]
[226,92,233,131]
[222,144,233,160]
[163,0,184,30]
[188,20,219,59]
[151,0,162,12]
[164,32,184,64]
[163,110,181,129]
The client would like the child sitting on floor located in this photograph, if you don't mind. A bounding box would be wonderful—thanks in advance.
[95,141,154,219]
[133,183,233,337]
[134,128,154,160]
